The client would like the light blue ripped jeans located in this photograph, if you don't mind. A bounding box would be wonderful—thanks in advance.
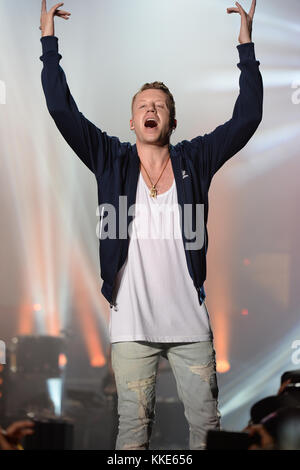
[111,340,221,450]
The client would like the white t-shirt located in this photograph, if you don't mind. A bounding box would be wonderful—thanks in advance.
[109,171,213,343]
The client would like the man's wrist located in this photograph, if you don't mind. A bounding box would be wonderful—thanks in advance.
[42,31,54,37]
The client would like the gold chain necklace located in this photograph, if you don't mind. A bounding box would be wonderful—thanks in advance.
[139,156,170,198]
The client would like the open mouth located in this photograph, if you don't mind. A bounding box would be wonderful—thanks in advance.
[144,119,158,128]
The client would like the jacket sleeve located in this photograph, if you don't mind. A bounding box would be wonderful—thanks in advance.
[184,42,263,183]
[39,36,122,176]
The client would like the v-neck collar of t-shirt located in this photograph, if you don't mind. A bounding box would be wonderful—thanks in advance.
[139,171,175,198]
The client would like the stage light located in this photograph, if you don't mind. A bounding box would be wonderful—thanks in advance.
[243,258,251,266]
[241,309,249,316]
[217,359,231,374]
[59,353,67,368]
[33,304,42,311]
[47,378,63,416]
[91,355,105,368]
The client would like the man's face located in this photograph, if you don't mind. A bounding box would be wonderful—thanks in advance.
[130,89,176,145]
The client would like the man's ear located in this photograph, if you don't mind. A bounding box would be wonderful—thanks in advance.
[130,119,135,130]
[170,119,177,134]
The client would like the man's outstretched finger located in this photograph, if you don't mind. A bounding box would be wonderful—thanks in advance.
[49,2,65,15]
[227,7,239,14]
[55,10,71,15]
[235,2,247,16]
[249,0,257,19]
[55,10,71,17]
[41,0,47,14]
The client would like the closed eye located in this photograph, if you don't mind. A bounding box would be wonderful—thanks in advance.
[139,104,164,108]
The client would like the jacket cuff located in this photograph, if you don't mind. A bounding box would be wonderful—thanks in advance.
[236,41,256,61]
[40,35,59,55]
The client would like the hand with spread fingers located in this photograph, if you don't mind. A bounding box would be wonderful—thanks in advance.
[246,424,275,450]
[0,421,35,450]
[40,0,71,37]
[227,0,256,44]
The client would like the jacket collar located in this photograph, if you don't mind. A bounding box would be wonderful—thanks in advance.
[131,143,183,206]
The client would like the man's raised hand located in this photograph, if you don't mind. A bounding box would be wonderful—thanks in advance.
[40,0,71,37]
[227,0,256,44]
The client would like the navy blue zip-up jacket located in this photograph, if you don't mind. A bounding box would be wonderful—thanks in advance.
[40,36,263,309]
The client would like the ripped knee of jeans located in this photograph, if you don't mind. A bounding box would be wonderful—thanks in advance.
[127,374,156,423]
[189,361,218,399]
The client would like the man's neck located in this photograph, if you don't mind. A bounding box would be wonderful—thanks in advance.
[136,141,170,170]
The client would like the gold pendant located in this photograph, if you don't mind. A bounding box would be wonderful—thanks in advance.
[150,186,157,198]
